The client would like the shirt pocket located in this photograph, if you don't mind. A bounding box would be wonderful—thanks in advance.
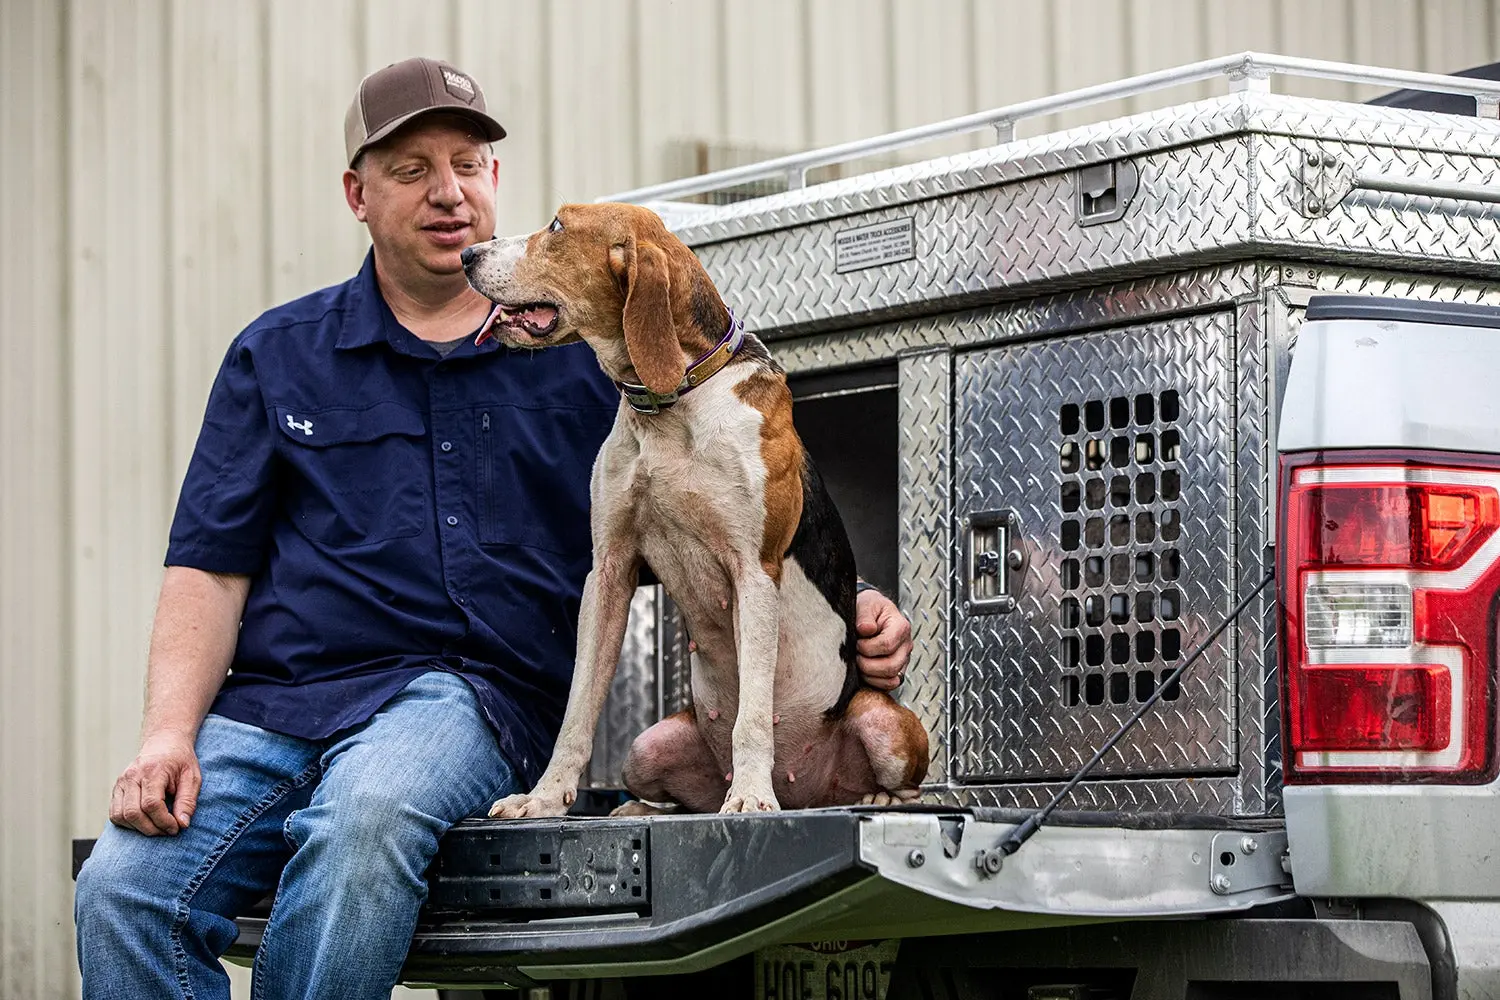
[477,405,604,558]
[275,402,428,547]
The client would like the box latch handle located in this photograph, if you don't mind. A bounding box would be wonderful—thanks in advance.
[962,510,1025,615]
[1076,159,1139,226]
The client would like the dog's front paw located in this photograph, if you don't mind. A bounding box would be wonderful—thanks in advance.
[488,787,574,819]
[720,784,780,814]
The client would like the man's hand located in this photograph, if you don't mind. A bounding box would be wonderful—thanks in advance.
[110,566,246,837]
[109,732,201,836]
[855,587,913,691]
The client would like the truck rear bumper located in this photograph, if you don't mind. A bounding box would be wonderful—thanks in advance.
[223,806,1293,986]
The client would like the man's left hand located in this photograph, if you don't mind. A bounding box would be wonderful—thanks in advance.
[855,588,913,691]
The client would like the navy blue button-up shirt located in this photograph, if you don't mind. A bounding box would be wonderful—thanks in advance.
[166,252,618,786]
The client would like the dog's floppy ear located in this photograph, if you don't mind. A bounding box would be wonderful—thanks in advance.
[617,237,687,396]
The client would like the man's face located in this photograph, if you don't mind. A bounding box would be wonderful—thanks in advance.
[343,117,499,279]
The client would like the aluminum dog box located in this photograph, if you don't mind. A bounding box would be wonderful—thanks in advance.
[588,82,1500,819]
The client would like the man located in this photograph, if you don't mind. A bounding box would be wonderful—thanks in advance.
[73,57,913,1000]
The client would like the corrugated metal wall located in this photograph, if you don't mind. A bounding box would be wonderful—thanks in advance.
[2,1,1497,995]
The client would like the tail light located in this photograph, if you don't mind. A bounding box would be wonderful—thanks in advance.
[1279,451,1500,783]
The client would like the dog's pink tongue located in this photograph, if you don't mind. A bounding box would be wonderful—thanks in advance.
[474,303,504,345]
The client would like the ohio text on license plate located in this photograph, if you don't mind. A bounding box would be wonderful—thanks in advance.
[755,939,898,1000]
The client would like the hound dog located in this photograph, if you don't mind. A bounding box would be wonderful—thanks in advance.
[462,203,928,815]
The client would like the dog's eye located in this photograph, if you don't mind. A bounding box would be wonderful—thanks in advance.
[548,216,563,233]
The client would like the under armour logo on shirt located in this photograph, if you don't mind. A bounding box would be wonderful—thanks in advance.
[286,414,313,436]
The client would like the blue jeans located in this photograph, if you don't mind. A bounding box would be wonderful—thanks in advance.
[75,671,518,1000]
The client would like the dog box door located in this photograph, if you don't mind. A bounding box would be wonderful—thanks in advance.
[951,311,1238,782]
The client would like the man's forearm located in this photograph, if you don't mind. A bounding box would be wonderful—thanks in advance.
[139,565,250,744]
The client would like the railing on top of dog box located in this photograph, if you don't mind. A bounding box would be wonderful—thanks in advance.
[599,51,1500,209]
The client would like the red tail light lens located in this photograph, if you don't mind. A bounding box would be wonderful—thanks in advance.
[1291,481,1499,569]
[1291,664,1451,751]
[1279,453,1500,784]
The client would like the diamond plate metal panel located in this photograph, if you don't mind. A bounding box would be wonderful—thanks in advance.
[583,586,658,789]
[1317,271,1500,302]
[1252,136,1500,275]
[695,139,1254,337]
[772,264,1260,376]
[674,94,1500,246]
[1234,296,1272,815]
[897,348,952,785]
[930,775,1240,814]
[659,594,693,717]
[682,96,1500,340]
[1281,265,1500,312]
[952,312,1237,781]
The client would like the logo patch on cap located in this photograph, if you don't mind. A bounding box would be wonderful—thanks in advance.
[442,68,476,102]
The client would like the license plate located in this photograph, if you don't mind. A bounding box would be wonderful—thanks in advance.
[754,939,899,1000]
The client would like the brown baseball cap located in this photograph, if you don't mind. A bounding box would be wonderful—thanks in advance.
[344,57,506,166]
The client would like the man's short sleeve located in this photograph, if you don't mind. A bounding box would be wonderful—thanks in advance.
[165,335,276,574]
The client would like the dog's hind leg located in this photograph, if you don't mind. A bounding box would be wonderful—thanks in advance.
[844,688,930,805]
[618,709,729,813]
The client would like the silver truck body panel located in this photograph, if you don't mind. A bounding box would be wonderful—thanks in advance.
[1280,316,1500,454]
[419,812,1293,984]
[1285,784,1500,900]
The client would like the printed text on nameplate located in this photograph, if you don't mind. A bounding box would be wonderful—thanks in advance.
[834,217,916,274]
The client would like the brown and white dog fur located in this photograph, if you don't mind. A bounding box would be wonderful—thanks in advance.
[463,203,928,816]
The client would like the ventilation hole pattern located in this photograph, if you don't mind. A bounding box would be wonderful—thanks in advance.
[1057,390,1184,710]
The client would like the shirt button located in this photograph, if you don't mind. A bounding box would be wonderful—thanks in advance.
[441,441,453,452]
[446,515,458,526]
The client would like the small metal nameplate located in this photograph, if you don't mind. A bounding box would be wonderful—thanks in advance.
[834,216,916,273]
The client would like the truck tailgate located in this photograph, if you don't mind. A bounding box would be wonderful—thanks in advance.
[219,807,1290,987]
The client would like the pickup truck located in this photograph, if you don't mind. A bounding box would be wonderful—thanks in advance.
[74,53,1500,1000]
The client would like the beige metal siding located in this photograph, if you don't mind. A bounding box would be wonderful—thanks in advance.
[65,0,172,873]
[4,1,1498,995]
[725,0,810,148]
[1,5,71,999]
[457,0,553,238]
[267,0,372,302]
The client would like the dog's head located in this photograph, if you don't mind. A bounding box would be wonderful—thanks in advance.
[462,203,728,396]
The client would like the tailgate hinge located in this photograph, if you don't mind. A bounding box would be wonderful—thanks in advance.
[1208,830,1292,896]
